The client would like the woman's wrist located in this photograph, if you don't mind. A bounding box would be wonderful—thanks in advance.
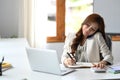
[100,60,107,65]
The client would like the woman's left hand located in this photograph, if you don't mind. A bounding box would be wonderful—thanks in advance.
[92,61,107,69]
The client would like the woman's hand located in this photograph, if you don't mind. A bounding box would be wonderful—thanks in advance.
[63,58,76,67]
[92,61,107,69]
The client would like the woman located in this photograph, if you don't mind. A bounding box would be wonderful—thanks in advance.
[61,13,113,68]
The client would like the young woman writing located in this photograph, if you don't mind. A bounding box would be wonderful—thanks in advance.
[61,13,113,69]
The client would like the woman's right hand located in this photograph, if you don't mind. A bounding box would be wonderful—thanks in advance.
[63,58,76,67]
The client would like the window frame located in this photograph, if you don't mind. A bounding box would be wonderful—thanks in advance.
[47,0,120,42]
[47,0,65,43]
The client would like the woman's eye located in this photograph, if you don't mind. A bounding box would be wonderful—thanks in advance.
[86,24,90,27]
[90,28,96,32]
[91,28,95,31]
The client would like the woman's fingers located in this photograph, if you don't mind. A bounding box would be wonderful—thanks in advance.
[92,62,106,69]
[64,58,76,66]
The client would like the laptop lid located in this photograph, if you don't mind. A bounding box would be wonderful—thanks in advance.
[26,48,74,75]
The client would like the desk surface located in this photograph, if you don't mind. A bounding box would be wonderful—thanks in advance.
[0,38,120,80]
[0,38,31,80]
[28,68,120,80]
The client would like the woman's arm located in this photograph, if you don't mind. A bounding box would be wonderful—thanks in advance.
[61,33,76,66]
[95,32,113,65]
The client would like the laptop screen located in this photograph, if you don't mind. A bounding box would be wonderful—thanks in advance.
[26,48,75,75]
[26,48,63,75]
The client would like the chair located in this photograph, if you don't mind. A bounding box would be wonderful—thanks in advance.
[105,35,112,51]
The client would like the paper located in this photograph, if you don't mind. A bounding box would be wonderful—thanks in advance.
[108,64,120,74]
[109,66,120,70]
[68,62,93,68]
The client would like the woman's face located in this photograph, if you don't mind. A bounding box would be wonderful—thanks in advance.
[82,22,99,37]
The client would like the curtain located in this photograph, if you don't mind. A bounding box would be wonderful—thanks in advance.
[22,0,35,47]
[23,0,47,48]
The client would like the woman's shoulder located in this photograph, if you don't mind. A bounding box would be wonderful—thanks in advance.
[92,32,105,42]
[87,32,102,39]
[94,32,103,38]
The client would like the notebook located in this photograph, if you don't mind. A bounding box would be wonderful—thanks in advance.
[26,48,75,76]
[68,62,93,68]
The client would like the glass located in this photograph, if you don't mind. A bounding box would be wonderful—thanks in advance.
[65,0,93,35]
[47,0,56,36]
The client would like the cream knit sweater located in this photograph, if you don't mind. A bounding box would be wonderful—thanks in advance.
[61,32,113,64]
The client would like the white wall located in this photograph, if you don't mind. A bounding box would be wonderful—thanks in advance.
[0,0,23,38]
[112,41,120,64]
[93,0,120,33]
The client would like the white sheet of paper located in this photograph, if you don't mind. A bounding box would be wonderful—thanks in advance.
[68,62,93,68]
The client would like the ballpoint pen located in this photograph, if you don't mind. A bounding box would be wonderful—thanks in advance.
[0,56,4,76]
[67,52,76,64]
[2,56,4,63]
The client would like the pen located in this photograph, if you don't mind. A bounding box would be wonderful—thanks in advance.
[0,56,4,76]
[2,57,4,63]
[67,52,76,62]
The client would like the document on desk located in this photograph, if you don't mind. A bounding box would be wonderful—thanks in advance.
[68,62,93,68]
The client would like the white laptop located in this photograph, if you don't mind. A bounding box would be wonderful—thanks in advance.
[26,48,75,76]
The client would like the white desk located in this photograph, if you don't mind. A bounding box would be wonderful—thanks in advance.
[0,38,120,80]
[26,68,120,80]
[0,38,31,80]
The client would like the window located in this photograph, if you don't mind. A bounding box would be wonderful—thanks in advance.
[47,0,65,42]
[47,0,93,42]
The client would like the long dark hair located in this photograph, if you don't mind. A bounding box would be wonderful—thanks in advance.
[71,13,106,54]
